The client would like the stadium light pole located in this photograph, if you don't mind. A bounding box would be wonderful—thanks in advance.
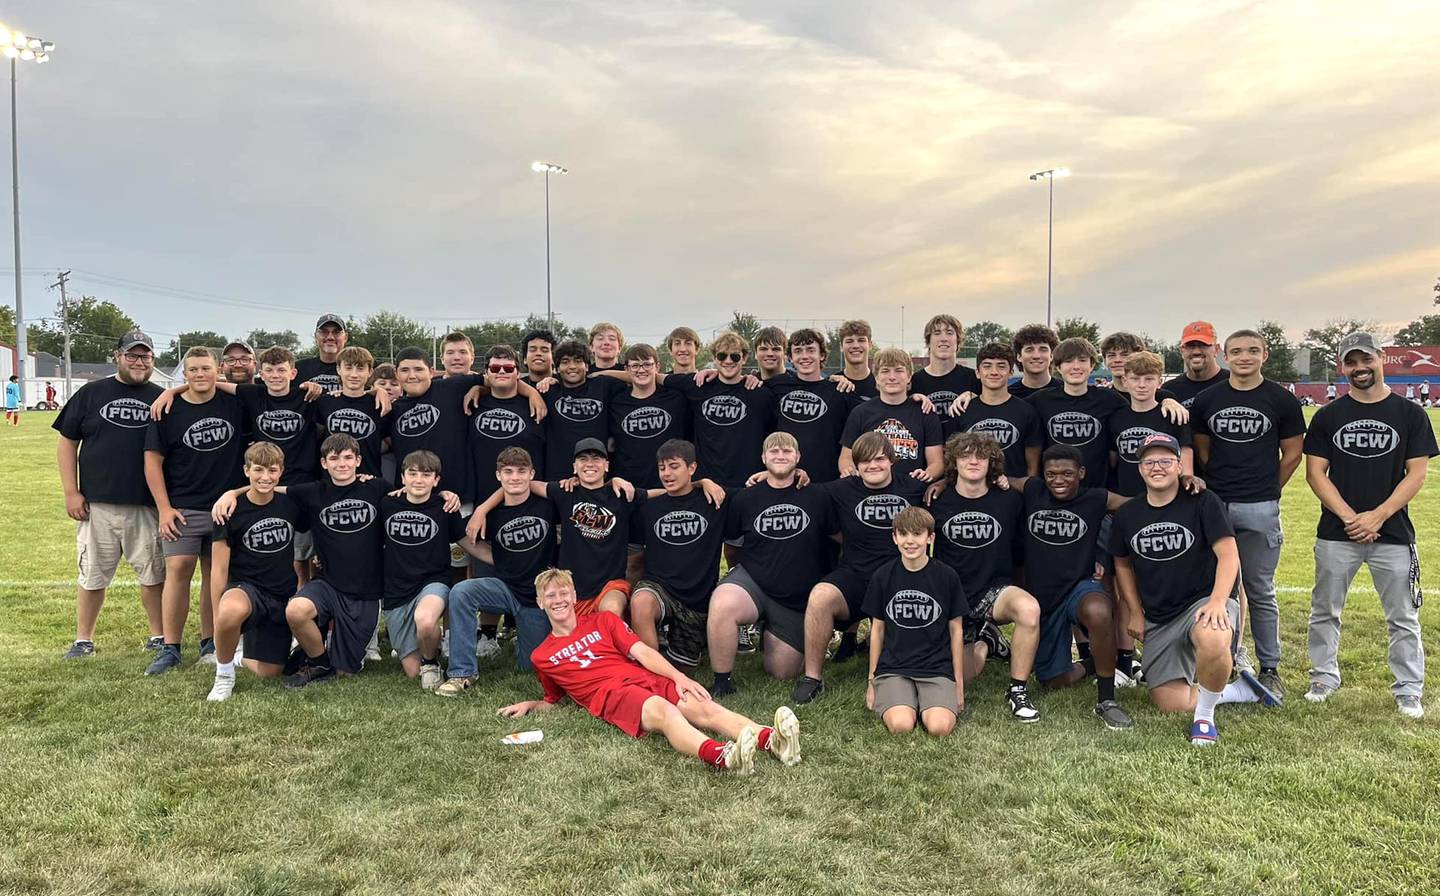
[3,26,52,403]
[531,161,568,332]
[1029,167,1069,328]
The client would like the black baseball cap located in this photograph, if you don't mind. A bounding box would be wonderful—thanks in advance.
[572,437,608,458]
[117,330,154,352]
[1138,432,1182,459]
[315,313,346,331]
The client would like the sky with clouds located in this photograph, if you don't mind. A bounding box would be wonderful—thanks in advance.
[5,0,1440,351]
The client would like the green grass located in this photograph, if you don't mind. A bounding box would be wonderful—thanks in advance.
[2,409,1438,896]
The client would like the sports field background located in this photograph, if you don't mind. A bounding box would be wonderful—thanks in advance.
[2,409,1438,896]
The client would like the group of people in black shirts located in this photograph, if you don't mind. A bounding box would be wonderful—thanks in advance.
[51,310,1434,768]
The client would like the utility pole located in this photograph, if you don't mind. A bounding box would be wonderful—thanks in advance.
[49,268,69,402]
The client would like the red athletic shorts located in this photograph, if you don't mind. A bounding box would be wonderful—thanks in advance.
[599,672,680,737]
[575,579,632,616]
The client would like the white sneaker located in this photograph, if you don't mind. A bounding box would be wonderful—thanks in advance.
[1397,695,1425,719]
[206,673,236,702]
[197,652,217,668]
[365,645,383,664]
[1305,681,1338,703]
[475,635,502,660]
[232,643,244,666]
[769,707,802,767]
[419,662,444,692]
[722,726,758,775]
[440,628,450,659]
[1115,668,1138,689]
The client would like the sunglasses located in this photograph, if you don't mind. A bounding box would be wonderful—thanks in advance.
[716,352,744,363]
[488,363,517,374]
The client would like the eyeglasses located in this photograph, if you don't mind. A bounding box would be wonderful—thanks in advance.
[222,356,252,365]
[716,352,744,363]
[627,360,656,371]
[488,363,517,374]
[1140,457,1178,469]
[121,352,153,364]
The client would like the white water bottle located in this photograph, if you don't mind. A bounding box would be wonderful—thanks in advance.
[502,729,544,746]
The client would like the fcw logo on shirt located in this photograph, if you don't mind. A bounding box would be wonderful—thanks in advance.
[497,516,549,552]
[326,407,376,439]
[942,511,1001,548]
[242,517,293,553]
[655,510,707,545]
[182,417,235,451]
[395,403,439,437]
[622,406,671,438]
[475,408,525,439]
[1029,509,1086,545]
[779,390,827,423]
[754,504,810,539]
[257,409,304,441]
[1130,522,1195,561]
[966,418,1018,448]
[386,510,439,545]
[857,494,908,529]
[1048,412,1100,445]
[1333,420,1398,458]
[99,398,152,428]
[887,589,941,629]
[1208,406,1271,443]
[319,499,377,532]
[700,394,746,426]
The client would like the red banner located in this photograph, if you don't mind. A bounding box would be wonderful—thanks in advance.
[1381,346,1440,376]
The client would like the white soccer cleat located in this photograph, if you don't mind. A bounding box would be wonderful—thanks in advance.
[723,726,759,775]
[769,707,802,767]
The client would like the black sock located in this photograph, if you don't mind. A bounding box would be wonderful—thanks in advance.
[1097,675,1116,703]
[840,631,857,647]
[1081,656,1096,677]
[164,642,180,650]
[1009,678,1027,691]
[420,655,437,666]
[480,624,498,640]
[713,671,732,688]
[308,649,331,669]
[1076,641,1093,662]
[1260,666,1278,675]
[1117,648,1134,673]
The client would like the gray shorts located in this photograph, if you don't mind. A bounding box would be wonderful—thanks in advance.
[293,529,316,562]
[1143,596,1242,687]
[872,673,958,715]
[721,565,805,653]
[382,582,451,660]
[161,508,217,558]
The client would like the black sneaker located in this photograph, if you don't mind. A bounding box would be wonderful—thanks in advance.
[283,664,337,689]
[735,624,758,655]
[1094,699,1133,730]
[1007,686,1040,722]
[832,637,864,663]
[143,635,164,652]
[63,640,96,660]
[144,645,182,676]
[282,646,307,676]
[980,621,1011,662]
[791,676,825,705]
[710,677,738,699]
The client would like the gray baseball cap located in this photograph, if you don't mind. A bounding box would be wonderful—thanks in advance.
[223,340,254,355]
[1337,331,1381,361]
[315,313,346,331]
[116,330,154,352]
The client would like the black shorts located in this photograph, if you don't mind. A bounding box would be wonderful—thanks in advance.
[231,581,292,666]
[820,566,870,621]
[296,580,380,674]
[720,565,805,653]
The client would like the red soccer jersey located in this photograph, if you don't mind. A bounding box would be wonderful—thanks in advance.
[532,612,650,716]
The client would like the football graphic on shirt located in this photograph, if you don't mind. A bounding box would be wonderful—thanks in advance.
[307,373,341,391]
[887,589,942,629]
[874,418,919,460]
[754,504,811,539]
[1208,406,1271,443]
[1048,412,1100,446]
[700,394,747,426]
[1333,419,1399,458]
[386,510,440,545]
[475,408,526,439]
[242,517,294,553]
[1028,509,1087,545]
[926,390,959,411]
[1130,521,1195,561]
[554,395,603,422]
[621,406,671,438]
[99,397,153,428]
[326,407,376,439]
[181,417,235,451]
[319,498,377,532]
[856,493,909,529]
[395,403,439,437]
[1115,426,1159,463]
[942,511,1001,549]
[779,390,827,423]
[655,510,708,545]
[256,409,305,442]
[497,515,550,552]
[569,502,617,539]
[965,417,1019,448]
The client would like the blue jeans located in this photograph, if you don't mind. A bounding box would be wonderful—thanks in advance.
[1225,500,1283,668]
[447,577,549,676]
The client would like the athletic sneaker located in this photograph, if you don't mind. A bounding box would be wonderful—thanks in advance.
[63,640,96,660]
[143,635,164,652]
[282,663,337,689]
[791,676,825,705]
[979,621,1011,661]
[197,638,217,667]
[1396,695,1425,719]
[144,645,182,676]
[1094,699,1133,730]
[1189,718,1219,747]
[207,672,237,702]
[282,646,307,676]
[722,726,758,775]
[736,624,757,654]
[475,634,502,660]
[1258,669,1285,699]
[1304,681,1337,703]
[434,676,476,698]
[1114,668,1139,689]
[364,643,383,664]
[419,662,444,692]
[769,707,802,766]
[1232,643,1256,676]
[1006,686,1040,723]
[710,677,738,699]
[1238,669,1284,708]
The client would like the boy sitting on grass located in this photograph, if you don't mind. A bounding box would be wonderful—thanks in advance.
[864,507,969,736]
[499,568,801,775]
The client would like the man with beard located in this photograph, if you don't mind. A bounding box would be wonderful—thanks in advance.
[296,314,348,391]
[1163,321,1227,409]
[221,340,256,385]
[56,331,167,660]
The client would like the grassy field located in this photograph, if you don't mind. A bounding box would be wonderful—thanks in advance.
[2,409,1438,896]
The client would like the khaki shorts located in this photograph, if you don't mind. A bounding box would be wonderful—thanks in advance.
[77,502,165,590]
[872,673,958,715]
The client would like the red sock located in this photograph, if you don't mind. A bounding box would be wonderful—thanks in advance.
[756,727,773,751]
[697,738,727,768]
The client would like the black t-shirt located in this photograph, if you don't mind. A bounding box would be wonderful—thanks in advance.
[951,396,1043,477]
[911,365,981,415]
[1021,478,1110,612]
[766,374,863,484]
[1163,370,1227,409]
[1111,489,1235,625]
[664,375,777,488]
[1008,376,1063,400]
[1028,387,1127,488]
[389,375,485,502]
[608,387,691,489]
[215,492,307,598]
[471,392,547,483]
[1303,393,1438,545]
[236,384,320,486]
[380,494,468,609]
[845,372,879,401]
[548,482,646,599]
[144,391,245,509]
[295,357,341,392]
[825,475,928,577]
[862,558,968,678]
[316,392,390,479]
[638,488,728,611]
[1191,379,1306,503]
[287,477,387,601]
[486,494,558,606]
[1108,405,1192,497]
[53,376,166,505]
[840,398,944,480]
[930,486,1025,593]
[725,480,838,610]
[543,376,627,478]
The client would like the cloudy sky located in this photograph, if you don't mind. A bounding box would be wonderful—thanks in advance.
[6,0,1440,351]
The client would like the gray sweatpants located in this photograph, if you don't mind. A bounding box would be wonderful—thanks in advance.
[1226,500,1284,668]
[1308,540,1424,697]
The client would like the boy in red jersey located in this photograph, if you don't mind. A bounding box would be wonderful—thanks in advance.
[499,568,801,773]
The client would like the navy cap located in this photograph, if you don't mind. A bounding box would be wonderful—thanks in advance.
[1139,432,1182,458]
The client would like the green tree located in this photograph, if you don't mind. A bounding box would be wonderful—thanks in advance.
[0,302,15,344]
[345,311,432,363]
[726,311,761,347]
[158,330,228,367]
[1146,338,1183,375]
[964,320,1013,350]
[245,328,302,353]
[1393,315,1440,346]
[1302,318,1373,382]
[1257,320,1300,382]
[1054,316,1101,346]
[27,295,138,363]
